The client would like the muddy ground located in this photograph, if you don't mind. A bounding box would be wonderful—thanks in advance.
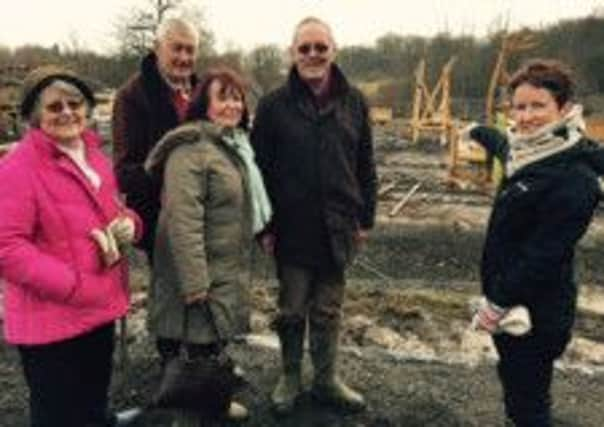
[3,127,604,426]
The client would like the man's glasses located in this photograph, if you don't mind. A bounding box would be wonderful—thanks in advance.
[297,42,330,55]
[44,98,85,114]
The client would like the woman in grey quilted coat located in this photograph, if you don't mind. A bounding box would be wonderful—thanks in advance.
[145,66,272,424]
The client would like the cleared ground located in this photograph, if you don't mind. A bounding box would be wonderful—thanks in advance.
[3,127,604,426]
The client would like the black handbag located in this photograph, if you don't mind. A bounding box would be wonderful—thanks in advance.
[151,301,241,417]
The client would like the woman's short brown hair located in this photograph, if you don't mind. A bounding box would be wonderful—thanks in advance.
[508,59,575,108]
[185,66,249,129]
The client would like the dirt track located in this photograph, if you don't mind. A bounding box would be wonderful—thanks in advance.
[4,220,604,426]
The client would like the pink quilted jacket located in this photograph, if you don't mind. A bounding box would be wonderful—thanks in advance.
[0,128,142,345]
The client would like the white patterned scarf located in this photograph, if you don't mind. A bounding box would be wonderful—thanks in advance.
[506,104,585,177]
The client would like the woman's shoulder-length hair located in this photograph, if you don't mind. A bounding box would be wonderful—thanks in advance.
[185,66,250,130]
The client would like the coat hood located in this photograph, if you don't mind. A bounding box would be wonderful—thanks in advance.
[144,120,226,178]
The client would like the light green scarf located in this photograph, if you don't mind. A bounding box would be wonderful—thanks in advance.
[222,128,272,234]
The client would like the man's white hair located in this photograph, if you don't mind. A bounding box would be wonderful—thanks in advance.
[291,16,336,47]
[155,17,199,45]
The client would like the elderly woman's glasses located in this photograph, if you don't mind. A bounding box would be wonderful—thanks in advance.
[44,98,85,114]
[297,43,329,55]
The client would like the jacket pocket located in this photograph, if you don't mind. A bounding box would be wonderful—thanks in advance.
[325,211,358,268]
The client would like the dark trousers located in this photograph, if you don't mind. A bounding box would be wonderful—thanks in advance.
[276,264,346,382]
[18,322,116,427]
[493,331,570,427]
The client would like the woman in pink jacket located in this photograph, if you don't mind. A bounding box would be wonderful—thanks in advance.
[0,66,142,427]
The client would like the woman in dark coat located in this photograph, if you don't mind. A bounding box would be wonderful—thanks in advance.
[471,59,604,426]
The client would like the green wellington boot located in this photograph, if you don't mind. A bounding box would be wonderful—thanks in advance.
[309,321,366,412]
[271,319,305,414]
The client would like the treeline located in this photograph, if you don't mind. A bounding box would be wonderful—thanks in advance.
[0,43,283,101]
[337,15,604,115]
[1,14,604,115]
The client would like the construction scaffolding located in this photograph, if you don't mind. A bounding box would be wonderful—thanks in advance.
[410,57,457,145]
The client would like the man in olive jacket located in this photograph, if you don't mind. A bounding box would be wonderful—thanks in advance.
[112,18,199,259]
[251,17,377,414]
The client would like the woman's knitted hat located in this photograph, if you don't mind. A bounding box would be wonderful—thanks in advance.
[20,65,95,120]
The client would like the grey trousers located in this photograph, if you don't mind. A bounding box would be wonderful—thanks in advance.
[276,263,345,328]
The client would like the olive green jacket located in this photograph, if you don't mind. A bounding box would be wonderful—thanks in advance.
[144,120,253,344]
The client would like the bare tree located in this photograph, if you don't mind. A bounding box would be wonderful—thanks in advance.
[245,44,285,94]
[114,0,214,58]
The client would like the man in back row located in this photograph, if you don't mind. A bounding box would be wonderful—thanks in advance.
[112,17,199,262]
[252,16,377,414]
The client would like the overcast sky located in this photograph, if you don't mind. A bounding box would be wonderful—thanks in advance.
[1,0,602,53]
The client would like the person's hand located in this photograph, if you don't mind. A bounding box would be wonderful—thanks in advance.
[354,228,369,248]
[471,298,507,334]
[258,232,275,256]
[459,121,479,142]
[90,228,121,267]
[185,291,208,305]
[0,143,16,157]
[108,216,136,246]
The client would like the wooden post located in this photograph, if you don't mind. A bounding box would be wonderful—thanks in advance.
[485,30,537,126]
[411,60,425,143]
[389,182,421,217]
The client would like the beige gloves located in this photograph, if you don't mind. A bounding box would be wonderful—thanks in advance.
[90,216,136,267]
[498,306,532,336]
[108,216,136,244]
